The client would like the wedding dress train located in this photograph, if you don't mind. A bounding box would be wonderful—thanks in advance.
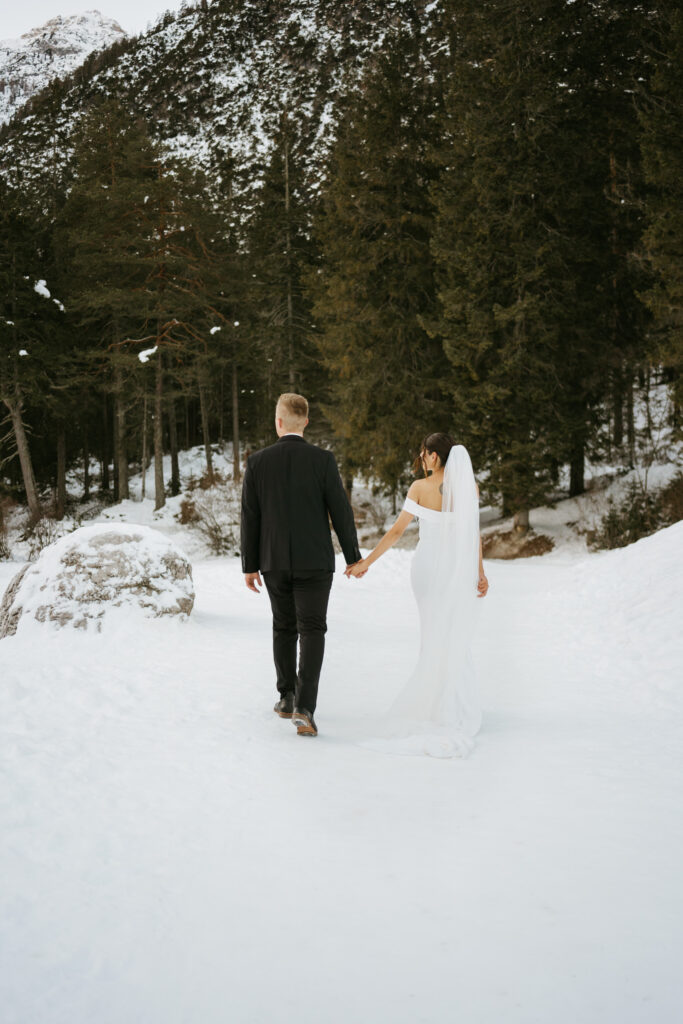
[362,445,482,759]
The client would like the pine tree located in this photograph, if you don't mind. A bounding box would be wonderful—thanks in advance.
[0,178,66,520]
[246,110,318,434]
[155,155,245,484]
[430,0,653,523]
[58,99,160,502]
[431,1,562,524]
[306,16,447,491]
[639,1,683,427]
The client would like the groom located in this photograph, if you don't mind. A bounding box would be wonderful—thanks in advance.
[240,392,362,737]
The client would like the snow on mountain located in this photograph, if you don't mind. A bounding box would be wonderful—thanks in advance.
[0,10,126,125]
[0,1,445,217]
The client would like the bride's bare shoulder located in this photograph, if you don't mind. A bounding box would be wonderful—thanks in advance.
[406,480,423,504]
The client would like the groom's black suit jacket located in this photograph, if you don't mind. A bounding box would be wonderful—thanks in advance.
[240,434,361,573]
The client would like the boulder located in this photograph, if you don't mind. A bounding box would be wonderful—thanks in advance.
[0,523,194,638]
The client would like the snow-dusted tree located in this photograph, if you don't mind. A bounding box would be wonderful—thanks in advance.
[58,99,161,502]
[0,179,66,521]
[639,0,683,429]
[306,18,446,492]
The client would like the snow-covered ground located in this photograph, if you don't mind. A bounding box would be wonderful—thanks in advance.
[1,516,682,1023]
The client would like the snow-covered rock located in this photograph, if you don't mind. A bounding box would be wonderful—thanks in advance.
[0,523,194,637]
[0,11,126,126]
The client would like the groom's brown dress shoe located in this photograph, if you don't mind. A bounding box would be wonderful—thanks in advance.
[274,693,295,718]
[292,708,318,736]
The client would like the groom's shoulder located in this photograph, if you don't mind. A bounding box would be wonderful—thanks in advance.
[249,439,334,462]
[245,442,278,471]
[305,441,335,459]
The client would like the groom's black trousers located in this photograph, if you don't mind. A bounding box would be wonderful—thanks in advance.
[262,569,333,714]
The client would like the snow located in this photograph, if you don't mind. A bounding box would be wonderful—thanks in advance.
[31,278,65,311]
[137,345,158,363]
[32,278,50,298]
[480,462,682,556]
[2,523,194,636]
[0,11,126,126]
[0,512,681,1022]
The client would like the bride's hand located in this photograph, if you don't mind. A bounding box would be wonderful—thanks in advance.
[477,573,489,597]
[346,559,368,579]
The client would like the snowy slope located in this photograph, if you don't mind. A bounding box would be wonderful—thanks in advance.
[0,11,126,126]
[0,521,681,1022]
[0,0,445,216]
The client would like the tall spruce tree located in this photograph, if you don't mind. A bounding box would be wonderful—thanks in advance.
[246,110,318,435]
[596,2,656,462]
[639,0,683,427]
[306,16,447,491]
[430,0,652,523]
[431,1,564,525]
[0,178,66,520]
[58,99,160,502]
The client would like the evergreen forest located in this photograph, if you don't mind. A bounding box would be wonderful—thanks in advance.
[0,0,681,528]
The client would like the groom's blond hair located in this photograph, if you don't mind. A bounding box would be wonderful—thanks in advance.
[276,392,309,431]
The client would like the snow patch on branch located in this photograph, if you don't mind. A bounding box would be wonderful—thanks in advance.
[33,279,50,298]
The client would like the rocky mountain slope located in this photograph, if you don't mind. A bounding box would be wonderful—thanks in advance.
[0,0,441,214]
[0,10,126,126]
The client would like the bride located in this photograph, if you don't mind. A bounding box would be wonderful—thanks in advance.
[347,434,488,758]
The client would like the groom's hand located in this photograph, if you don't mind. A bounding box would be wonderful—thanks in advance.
[244,571,263,593]
[345,559,367,579]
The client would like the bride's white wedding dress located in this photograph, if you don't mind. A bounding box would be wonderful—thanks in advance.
[361,445,483,759]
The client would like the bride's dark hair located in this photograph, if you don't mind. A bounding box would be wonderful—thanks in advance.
[413,433,456,476]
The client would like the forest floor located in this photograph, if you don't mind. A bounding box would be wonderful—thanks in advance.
[1,516,682,1023]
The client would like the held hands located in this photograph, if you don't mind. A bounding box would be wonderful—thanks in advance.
[345,559,368,579]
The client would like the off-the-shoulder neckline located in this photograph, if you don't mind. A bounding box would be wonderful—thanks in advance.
[403,496,443,519]
[403,495,478,519]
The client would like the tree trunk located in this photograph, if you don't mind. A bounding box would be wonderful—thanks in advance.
[232,359,241,482]
[4,396,41,522]
[184,397,190,450]
[513,508,529,534]
[141,393,148,500]
[284,132,295,389]
[112,436,119,500]
[114,365,129,500]
[154,348,165,510]
[198,375,214,480]
[613,366,623,449]
[101,393,110,492]
[609,143,622,455]
[168,395,180,496]
[56,427,66,520]
[82,424,90,501]
[626,371,635,467]
[219,366,225,441]
[569,438,585,497]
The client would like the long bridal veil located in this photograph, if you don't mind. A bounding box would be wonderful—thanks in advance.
[361,445,483,759]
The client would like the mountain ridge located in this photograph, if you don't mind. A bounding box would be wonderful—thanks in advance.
[0,10,126,126]
[0,0,442,216]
